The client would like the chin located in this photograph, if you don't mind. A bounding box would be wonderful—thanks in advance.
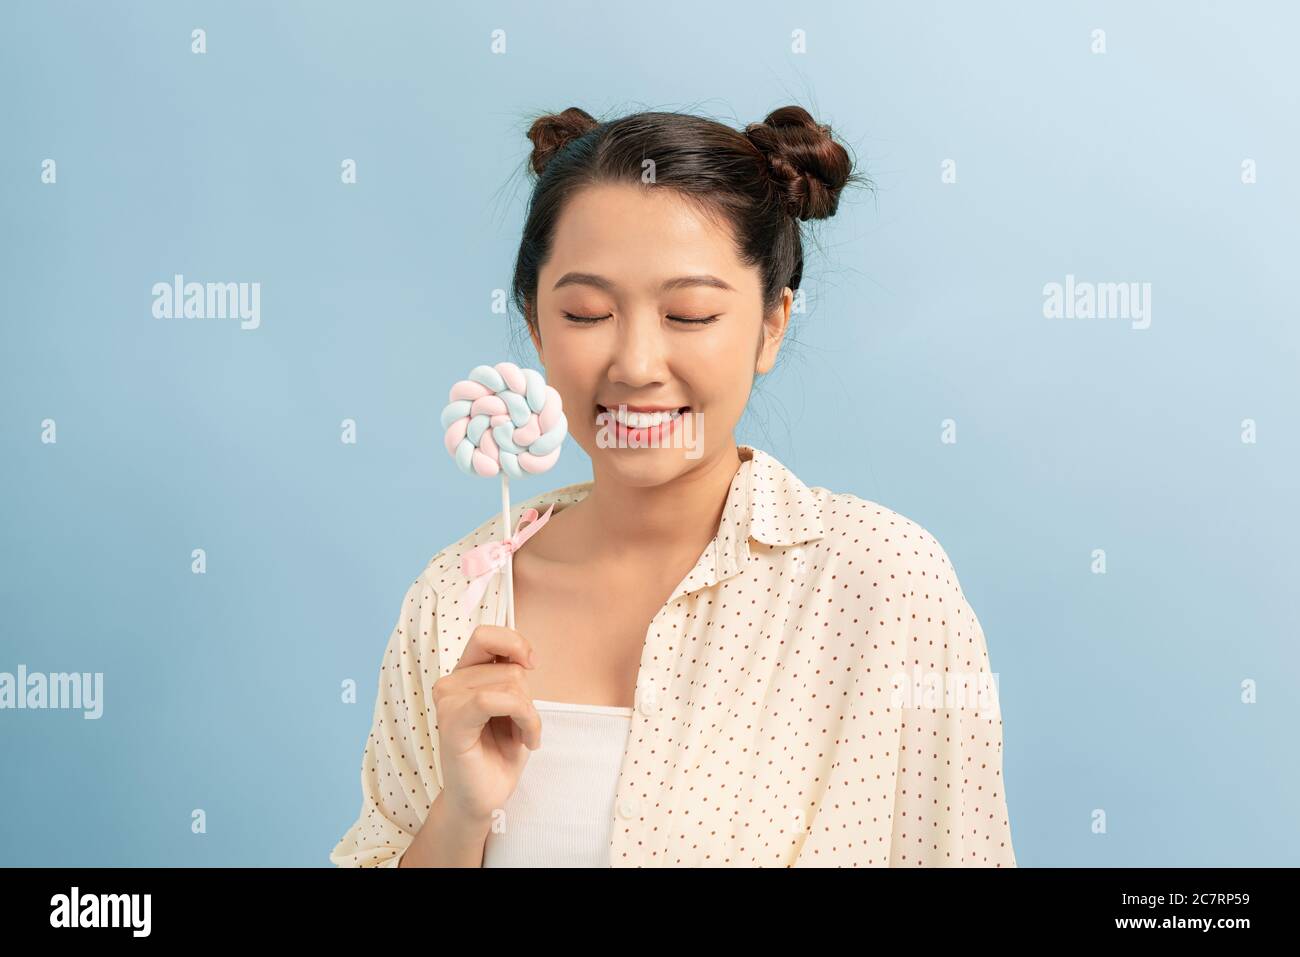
[584,440,699,484]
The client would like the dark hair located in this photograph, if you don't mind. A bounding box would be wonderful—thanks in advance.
[510,105,868,338]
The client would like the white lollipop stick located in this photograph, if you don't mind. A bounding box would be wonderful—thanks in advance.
[441,361,568,638]
[499,473,514,630]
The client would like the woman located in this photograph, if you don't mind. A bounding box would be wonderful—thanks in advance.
[331,105,1015,867]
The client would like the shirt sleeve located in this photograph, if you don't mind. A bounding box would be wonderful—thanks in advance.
[330,575,444,867]
[886,542,1016,867]
[791,526,1016,868]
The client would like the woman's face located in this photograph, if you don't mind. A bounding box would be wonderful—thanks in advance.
[529,182,791,488]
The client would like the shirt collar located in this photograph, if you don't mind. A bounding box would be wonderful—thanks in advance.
[674,444,824,600]
[737,444,827,548]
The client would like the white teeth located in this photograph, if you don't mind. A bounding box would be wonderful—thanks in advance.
[599,406,684,428]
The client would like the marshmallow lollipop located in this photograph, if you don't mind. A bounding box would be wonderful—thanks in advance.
[441,362,567,629]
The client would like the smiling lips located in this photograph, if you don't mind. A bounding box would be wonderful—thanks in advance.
[596,403,688,431]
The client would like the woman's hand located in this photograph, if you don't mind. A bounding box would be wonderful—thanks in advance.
[429,624,542,827]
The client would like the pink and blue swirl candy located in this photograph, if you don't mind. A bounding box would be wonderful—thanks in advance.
[440,362,567,479]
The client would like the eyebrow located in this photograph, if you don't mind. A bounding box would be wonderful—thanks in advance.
[551,272,736,294]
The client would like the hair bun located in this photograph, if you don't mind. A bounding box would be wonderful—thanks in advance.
[526,107,600,176]
[744,105,853,221]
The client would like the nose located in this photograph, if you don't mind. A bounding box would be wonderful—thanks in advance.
[606,310,670,389]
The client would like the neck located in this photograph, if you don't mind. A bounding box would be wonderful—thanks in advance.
[577,440,747,559]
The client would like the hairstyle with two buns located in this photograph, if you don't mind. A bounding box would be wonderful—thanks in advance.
[510,105,868,339]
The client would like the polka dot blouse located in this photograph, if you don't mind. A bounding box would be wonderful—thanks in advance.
[331,444,1016,867]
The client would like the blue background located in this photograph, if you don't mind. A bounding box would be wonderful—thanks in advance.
[1,0,1296,866]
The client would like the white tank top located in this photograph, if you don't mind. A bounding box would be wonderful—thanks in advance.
[481,698,633,868]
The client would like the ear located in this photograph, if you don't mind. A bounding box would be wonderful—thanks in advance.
[755,287,792,375]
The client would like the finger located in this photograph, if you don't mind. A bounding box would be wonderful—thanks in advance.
[454,687,542,751]
[439,660,532,693]
[454,625,536,671]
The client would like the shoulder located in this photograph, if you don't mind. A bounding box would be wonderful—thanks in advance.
[746,446,974,603]
[808,489,990,666]
[814,488,975,608]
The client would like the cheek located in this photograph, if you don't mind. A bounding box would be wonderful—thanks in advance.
[537,325,603,382]
[684,324,759,382]
[544,355,608,430]
[667,334,754,432]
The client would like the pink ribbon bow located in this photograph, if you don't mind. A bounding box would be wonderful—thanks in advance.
[460,503,555,608]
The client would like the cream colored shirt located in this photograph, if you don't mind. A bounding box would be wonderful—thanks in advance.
[330,444,1016,867]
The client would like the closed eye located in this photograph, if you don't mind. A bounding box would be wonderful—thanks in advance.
[560,312,720,325]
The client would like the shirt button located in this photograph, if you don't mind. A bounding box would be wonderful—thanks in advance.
[617,797,640,819]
